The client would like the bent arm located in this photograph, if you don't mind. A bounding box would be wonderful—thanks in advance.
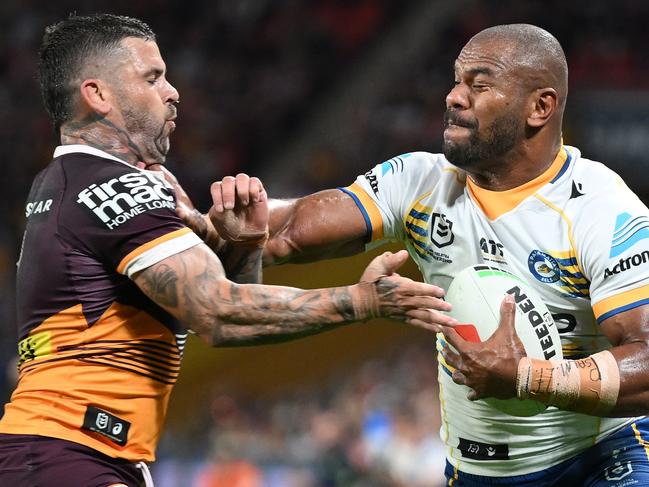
[516,305,649,417]
[599,305,649,417]
[265,189,369,265]
[439,300,649,417]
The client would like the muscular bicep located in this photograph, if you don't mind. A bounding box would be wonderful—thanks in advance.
[600,305,649,347]
[265,189,369,265]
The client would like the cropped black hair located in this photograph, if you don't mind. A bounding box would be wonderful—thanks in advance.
[38,13,155,131]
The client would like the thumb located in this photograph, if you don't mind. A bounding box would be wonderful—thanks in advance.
[360,250,409,282]
[498,293,517,335]
[378,249,409,275]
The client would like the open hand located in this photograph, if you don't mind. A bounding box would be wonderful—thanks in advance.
[362,250,458,331]
[439,294,526,400]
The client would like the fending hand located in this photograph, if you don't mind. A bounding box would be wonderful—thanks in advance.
[361,250,458,331]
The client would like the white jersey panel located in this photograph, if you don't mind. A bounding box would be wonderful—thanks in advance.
[344,147,646,476]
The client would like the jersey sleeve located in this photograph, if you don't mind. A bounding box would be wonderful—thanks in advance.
[575,172,649,323]
[59,158,202,278]
[339,152,443,248]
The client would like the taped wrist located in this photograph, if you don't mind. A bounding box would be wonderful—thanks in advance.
[350,282,381,321]
[516,350,620,415]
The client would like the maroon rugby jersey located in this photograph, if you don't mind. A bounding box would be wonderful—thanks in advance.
[0,145,202,461]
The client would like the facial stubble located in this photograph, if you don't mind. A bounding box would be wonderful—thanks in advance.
[443,111,522,170]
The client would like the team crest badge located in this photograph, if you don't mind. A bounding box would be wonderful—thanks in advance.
[604,461,633,481]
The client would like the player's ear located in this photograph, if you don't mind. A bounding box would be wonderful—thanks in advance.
[79,78,112,116]
[527,88,557,128]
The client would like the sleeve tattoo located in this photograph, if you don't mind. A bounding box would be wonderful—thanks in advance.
[135,244,358,346]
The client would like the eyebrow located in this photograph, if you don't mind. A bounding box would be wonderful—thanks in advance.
[143,67,165,78]
[453,63,497,77]
[466,66,495,77]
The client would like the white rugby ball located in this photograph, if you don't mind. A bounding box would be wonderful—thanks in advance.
[444,265,563,416]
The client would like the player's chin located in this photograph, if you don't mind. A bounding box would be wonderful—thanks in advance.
[443,130,471,149]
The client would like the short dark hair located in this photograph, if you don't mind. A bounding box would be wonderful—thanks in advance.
[38,13,156,131]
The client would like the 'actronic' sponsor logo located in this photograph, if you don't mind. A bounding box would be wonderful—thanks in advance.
[77,172,175,229]
[604,250,649,279]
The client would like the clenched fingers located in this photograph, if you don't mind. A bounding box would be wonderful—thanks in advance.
[234,173,250,205]
[211,179,230,212]
[211,174,266,212]
[250,177,267,204]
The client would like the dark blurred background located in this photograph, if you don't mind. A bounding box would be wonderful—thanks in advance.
[1,1,648,485]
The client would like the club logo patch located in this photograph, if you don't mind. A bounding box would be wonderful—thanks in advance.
[528,250,560,283]
[604,461,633,481]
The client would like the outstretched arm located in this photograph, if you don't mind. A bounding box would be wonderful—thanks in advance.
[133,244,455,347]
[263,190,368,265]
[162,170,371,267]
[210,174,369,265]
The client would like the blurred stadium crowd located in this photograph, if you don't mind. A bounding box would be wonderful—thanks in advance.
[157,345,444,487]
[0,0,647,485]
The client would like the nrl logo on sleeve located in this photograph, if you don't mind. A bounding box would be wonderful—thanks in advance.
[430,212,454,248]
[76,171,175,229]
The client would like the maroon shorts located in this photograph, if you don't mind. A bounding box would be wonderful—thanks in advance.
[0,433,144,486]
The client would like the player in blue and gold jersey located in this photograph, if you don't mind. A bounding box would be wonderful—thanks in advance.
[208,24,649,486]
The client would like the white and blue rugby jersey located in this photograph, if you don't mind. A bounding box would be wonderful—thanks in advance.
[342,146,649,476]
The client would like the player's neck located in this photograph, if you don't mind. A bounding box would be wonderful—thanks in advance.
[59,114,143,166]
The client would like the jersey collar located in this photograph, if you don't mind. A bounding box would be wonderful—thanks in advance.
[53,144,172,186]
[53,144,133,167]
[466,146,570,220]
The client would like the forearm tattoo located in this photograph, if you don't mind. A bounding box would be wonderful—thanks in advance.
[185,209,209,240]
[218,244,263,284]
[136,245,359,345]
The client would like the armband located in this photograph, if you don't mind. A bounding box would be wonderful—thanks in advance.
[516,350,620,415]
